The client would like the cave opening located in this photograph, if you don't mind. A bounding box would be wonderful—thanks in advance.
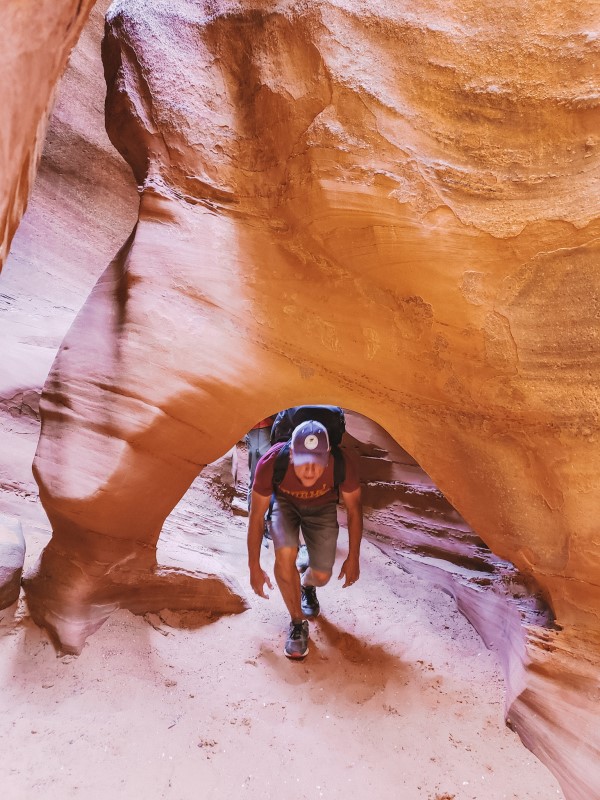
[159,404,555,670]
[4,394,568,800]
[145,403,565,796]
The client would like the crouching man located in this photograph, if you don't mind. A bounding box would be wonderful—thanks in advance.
[247,420,363,659]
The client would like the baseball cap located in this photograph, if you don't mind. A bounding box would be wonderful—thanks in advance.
[290,420,330,467]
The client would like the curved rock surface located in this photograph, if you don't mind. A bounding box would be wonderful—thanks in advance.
[34,0,600,625]
[345,412,599,800]
[0,0,96,271]
[1,0,248,651]
[1,0,138,528]
[0,516,25,609]
[7,1,598,797]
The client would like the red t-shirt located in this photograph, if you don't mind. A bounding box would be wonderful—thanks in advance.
[253,442,360,507]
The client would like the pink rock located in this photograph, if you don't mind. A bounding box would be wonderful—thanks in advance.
[0,516,25,609]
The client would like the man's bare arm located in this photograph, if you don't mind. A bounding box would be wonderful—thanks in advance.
[338,487,363,587]
[247,490,274,598]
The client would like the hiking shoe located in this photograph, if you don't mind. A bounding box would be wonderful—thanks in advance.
[284,620,309,659]
[301,585,320,618]
[296,544,309,574]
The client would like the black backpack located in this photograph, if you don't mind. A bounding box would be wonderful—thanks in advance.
[270,406,346,491]
[270,405,346,446]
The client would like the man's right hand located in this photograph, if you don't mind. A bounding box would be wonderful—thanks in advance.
[249,564,274,598]
[247,491,275,598]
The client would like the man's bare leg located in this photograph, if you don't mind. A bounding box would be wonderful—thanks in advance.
[273,546,303,620]
[301,567,331,588]
[299,567,331,619]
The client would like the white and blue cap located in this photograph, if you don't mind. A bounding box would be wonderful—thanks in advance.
[290,420,330,467]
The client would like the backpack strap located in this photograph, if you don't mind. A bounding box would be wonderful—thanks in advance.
[266,441,291,522]
[272,441,292,489]
[331,445,346,491]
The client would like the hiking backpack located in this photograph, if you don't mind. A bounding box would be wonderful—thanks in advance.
[270,405,346,490]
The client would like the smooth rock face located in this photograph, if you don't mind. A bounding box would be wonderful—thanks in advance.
[0,0,139,527]
[0,516,25,609]
[35,0,600,625]
[0,0,96,271]
[345,412,600,800]
[6,0,598,797]
[1,0,247,653]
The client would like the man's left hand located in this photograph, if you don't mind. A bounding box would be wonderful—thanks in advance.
[338,555,360,588]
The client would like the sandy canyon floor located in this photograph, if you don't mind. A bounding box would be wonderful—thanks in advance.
[0,460,565,800]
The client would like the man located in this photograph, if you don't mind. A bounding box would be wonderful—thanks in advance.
[247,419,363,659]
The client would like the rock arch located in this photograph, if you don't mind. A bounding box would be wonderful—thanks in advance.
[9,2,600,798]
[29,0,599,638]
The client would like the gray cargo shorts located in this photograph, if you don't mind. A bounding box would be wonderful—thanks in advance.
[270,495,339,574]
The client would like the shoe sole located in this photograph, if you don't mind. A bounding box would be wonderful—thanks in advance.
[284,646,309,659]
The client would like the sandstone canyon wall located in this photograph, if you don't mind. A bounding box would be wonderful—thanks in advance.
[0,0,98,271]
[31,0,599,630]
[0,0,139,608]
[1,0,138,531]
[345,412,599,800]
[0,1,598,799]
[1,0,247,640]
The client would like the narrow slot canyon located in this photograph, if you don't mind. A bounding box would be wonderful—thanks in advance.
[1,2,599,799]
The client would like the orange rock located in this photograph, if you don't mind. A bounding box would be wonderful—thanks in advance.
[0,0,96,271]
[1,2,599,797]
[34,0,599,630]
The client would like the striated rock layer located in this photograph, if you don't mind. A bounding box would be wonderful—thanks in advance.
[20,1,600,797]
[346,413,599,800]
[0,0,97,271]
[0,0,138,527]
[1,1,248,650]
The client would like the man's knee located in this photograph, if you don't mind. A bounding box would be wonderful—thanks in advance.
[274,547,299,572]
[307,568,332,587]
